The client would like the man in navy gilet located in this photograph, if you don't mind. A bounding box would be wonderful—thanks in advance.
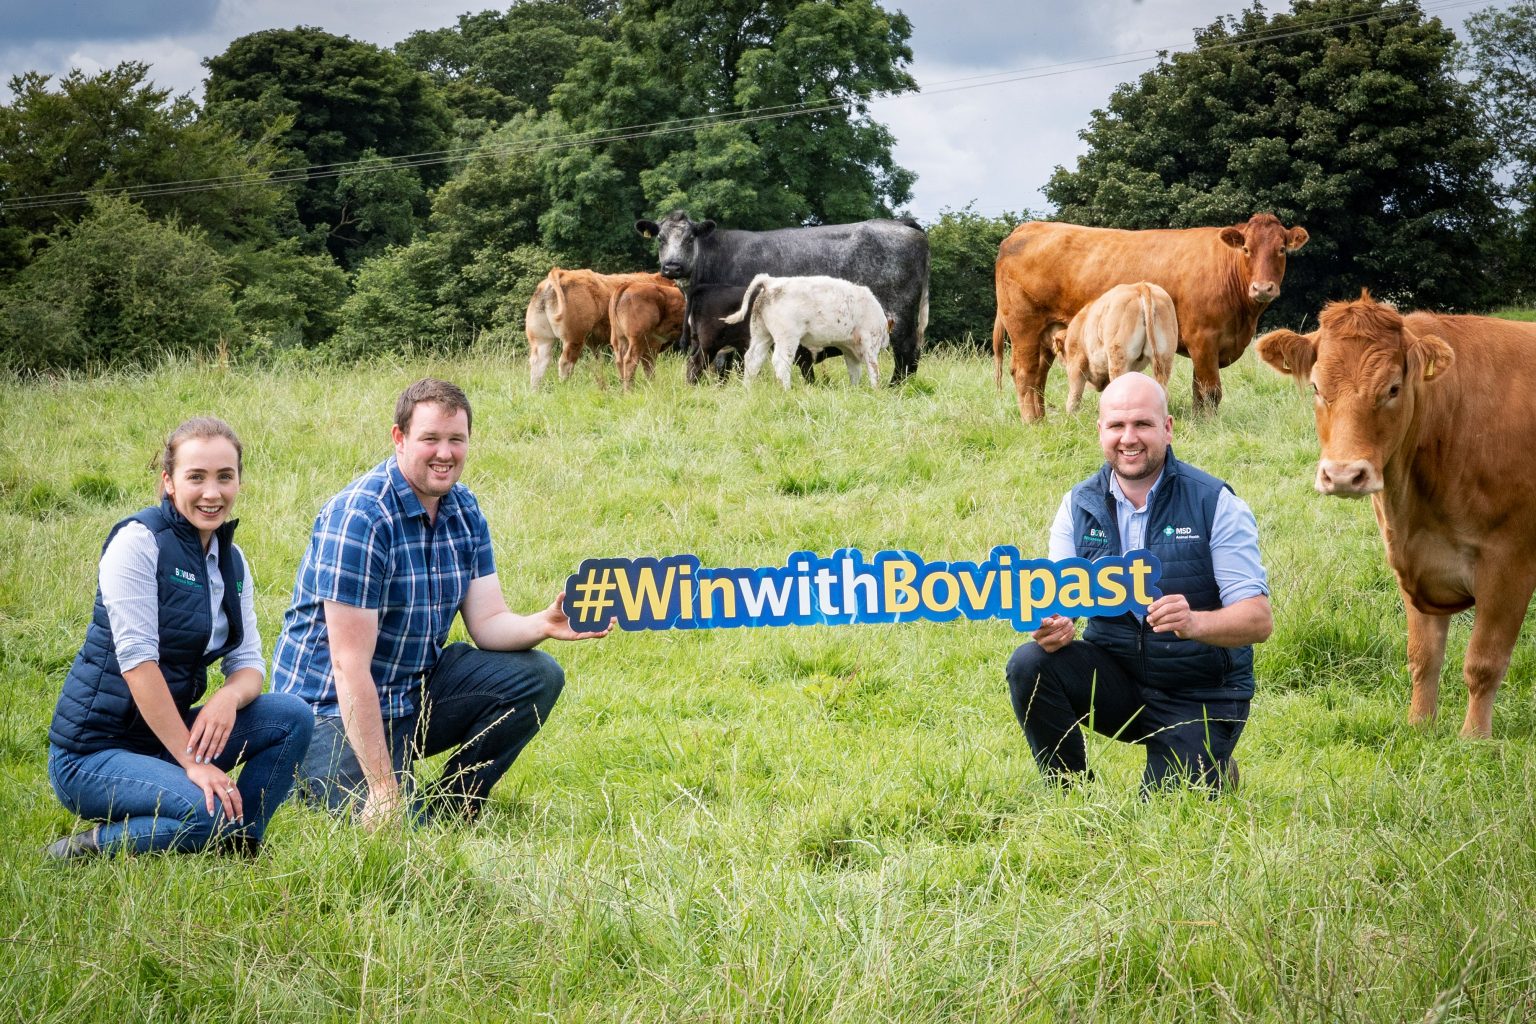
[1006,372,1272,792]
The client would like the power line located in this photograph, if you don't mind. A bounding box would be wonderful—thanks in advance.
[0,0,1495,213]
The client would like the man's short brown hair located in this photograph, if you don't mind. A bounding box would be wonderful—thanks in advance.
[395,378,473,435]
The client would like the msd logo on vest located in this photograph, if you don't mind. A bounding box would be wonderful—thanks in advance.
[1161,525,1203,542]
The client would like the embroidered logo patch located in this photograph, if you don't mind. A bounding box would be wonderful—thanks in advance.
[172,567,201,587]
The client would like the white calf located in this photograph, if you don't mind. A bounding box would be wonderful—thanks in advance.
[722,274,890,389]
[1054,281,1178,413]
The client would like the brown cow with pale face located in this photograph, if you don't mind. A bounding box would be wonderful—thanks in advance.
[527,268,678,388]
[1257,293,1536,738]
[993,214,1308,422]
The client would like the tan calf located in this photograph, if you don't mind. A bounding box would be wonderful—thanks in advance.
[1053,282,1178,413]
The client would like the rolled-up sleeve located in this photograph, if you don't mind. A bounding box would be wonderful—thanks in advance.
[1047,492,1075,562]
[1212,490,1269,605]
[99,522,161,672]
[309,506,388,609]
[220,549,265,679]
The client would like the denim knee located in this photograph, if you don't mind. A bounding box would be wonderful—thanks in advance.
[264,692,316,746]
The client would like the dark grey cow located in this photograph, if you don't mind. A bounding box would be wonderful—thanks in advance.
[635,210,929,384]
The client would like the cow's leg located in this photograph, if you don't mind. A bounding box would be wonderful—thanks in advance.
[641,339,659,380]
[795,346,815,383]
[616,334,635,392]
[1188,336,1223,414]
[771,338,798,390]
[1459,571,1536,738]
[863,343,880,389]
[841,345,862,386]
[1003,308,1054,423]
[742,331,772,385]
[557,336,584,382]
[1064,361,1087,415]
[1403,599,1450,727]
[529,334,555,389]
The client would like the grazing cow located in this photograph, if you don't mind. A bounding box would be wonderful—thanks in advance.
[993,213,1309,421]
[635,210,928,384]
[1256,293,1536,738]
[686,283,816,383]
[608,278,685,391]
[724,274,889,389]
[527,268,676,387]
[1053,282,1179,413]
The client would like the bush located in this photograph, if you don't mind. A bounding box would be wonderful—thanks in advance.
[0,194,240,372]
[924,205,1023,351]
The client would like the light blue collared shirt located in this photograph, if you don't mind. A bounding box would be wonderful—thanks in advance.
[98,521,265,677]
[1048,467,1269,606]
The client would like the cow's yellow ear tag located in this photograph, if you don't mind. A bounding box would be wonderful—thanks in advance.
[1281,358,1291,372]
[642,230,653,239]
[1425,363,1435,380]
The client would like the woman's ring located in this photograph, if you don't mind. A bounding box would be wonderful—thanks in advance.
[225,786,236,793]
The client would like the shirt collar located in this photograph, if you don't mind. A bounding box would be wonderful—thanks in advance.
[1108,467,1164,511]
[385,456,458,521]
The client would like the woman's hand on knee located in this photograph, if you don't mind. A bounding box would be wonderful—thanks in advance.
[186,762,243,823]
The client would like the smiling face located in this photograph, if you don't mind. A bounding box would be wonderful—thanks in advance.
[1097,372,1173,492]
[162,436,242,546]
[392,401,470,512]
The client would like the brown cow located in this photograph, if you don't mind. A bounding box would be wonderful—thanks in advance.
[526,268,676,388]
[993,214,1309,422]
[609,278,685,391]
[1257,293,1536,738]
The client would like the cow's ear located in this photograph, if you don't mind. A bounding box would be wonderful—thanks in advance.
[1285,226,1310,253]
[1255,328,1317,383]
[635,219,659,238]
[1407,331,1453,383]
[1219,227,1246,250]
[695,220,716,238]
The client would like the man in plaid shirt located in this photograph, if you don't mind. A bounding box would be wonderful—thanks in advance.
[273,379,611,827]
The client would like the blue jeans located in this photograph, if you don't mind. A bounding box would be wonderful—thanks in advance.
[48,692,314,854]
[298,643,565,822]
[1006,639,1248,792]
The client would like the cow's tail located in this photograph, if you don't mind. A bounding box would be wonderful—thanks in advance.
[992,310,1008,391]
[547,268,567,322]
[916,276,929,355]
[722,274,770,325]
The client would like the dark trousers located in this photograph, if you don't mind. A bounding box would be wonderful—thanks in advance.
[300,643,565,822]
[1005,639,1247,792]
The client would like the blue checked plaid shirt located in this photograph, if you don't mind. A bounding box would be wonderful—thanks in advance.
[272,458,496,719]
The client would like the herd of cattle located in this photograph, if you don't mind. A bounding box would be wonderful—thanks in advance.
[525,206,1536,739]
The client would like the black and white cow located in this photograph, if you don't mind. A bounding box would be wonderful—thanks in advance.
[635,210,929,384]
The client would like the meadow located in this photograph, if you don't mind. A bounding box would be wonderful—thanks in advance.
[2,345,1534,1023]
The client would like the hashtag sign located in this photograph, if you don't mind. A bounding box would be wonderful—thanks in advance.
[568,565,616,628]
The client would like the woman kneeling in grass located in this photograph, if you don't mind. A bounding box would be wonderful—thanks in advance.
[44,418,312,859]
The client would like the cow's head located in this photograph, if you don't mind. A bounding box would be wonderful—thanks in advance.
[1219,214,1309,305]
[635,210,715,280]
[1257,292,1453,497]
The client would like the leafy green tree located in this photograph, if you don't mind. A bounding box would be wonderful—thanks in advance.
[926,206,1024,349]
[1045,0,1501,319]
[395,2,616,126]
[204,27,453,266]
[0,195,239,371]
[227,238,348,349]
[0,62,286,279]
[541,0,918,262]
[1462,1,1536,300]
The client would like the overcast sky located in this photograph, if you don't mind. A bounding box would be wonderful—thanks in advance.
[0,0,1511,222]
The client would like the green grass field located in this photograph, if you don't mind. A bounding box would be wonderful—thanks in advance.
[3,346,1535,1022]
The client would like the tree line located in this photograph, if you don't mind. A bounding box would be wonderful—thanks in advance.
[1,0,1532,373]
